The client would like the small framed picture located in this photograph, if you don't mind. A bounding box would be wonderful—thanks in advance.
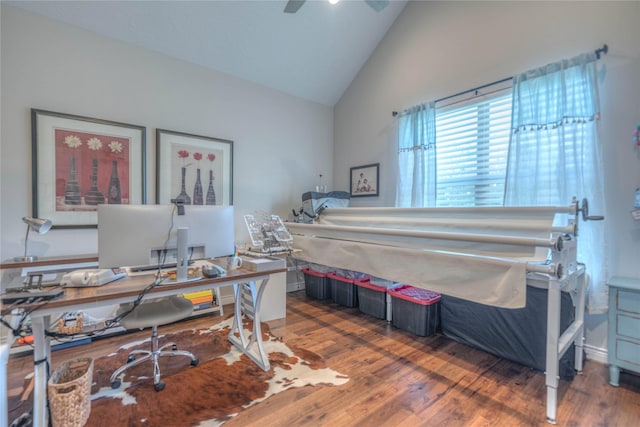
[156,129,233,206]
[31,109,146,228]
[350,163,379,197]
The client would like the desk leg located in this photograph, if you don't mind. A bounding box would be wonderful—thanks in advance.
[1,310,23,427]
[545,280,561,425]
[228,279,271,371]
[32,314,51,427]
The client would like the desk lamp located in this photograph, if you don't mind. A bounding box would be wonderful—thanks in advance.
[14,216,52,262]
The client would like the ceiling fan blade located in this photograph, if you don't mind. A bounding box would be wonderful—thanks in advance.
[364,0,389,12]
[284,0,306,14]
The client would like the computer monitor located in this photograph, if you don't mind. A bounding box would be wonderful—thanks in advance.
[98,204,235,269]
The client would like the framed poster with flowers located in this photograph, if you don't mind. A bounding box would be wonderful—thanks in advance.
[31,109,146,228]
[156,129,233,206]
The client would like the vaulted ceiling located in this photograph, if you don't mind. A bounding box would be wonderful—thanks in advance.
[7,0,408,106]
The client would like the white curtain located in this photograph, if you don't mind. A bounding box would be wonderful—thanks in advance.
[504,52,607,312]
[396,102,436,207]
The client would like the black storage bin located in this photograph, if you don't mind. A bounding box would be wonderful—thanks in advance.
[328,272,358,308]
[355,279,387,320]
[389,285,441,337]
[302,268,331,300]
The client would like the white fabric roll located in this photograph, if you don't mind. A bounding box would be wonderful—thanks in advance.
[288,205,576,308]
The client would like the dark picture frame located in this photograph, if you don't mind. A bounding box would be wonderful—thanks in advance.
[31,109,146,228]
[350,163,379,197]
[156,129,233,206]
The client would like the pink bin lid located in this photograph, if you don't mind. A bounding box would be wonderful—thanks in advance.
[388,285,441,305]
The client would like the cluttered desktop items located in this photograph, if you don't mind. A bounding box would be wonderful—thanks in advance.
[2,205,234,306]
[201,262,227,278]
[97,204,235,273]
[57,259,225,294]
[243,213,293,254]
[2,268,68,304]
[60,268,127,287]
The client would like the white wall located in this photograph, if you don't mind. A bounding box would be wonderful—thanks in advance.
[334,1,640,354]
[0,5,333,261]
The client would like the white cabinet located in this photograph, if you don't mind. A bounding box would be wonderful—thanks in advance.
[259,270,287,321]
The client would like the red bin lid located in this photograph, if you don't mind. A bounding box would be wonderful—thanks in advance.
[327,272,355,283]
[354,278,387,292]
[301,268,327,278]
[388,285,441,305]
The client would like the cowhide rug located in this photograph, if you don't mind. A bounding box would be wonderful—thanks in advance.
[9,317,348,427]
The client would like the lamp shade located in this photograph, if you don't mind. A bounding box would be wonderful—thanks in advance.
[14,216,52,262]
[23,216,52,234]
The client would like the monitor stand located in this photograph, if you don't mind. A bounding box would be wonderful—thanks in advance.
[176,227,189,282]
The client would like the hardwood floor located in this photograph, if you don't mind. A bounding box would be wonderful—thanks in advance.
[7,290,640,426]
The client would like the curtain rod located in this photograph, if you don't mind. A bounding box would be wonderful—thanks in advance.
[595,43,608,59]
[392,77,511,117]
[392,43,609,118]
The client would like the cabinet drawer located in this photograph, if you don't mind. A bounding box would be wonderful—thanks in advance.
[618,314,640,340]
[618,290,640,314]
[616,339,640,368]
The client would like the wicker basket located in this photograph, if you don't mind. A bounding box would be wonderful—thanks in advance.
[57,313,84,334]
[48,357,93,427]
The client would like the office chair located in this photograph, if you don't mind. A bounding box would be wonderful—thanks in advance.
[109,296,199,391]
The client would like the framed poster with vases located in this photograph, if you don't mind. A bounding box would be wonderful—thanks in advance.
[156,129,233,206]
[350,163,379,197]
[31,109,146,229]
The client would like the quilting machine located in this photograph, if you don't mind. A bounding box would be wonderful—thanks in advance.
[287,198,602,424]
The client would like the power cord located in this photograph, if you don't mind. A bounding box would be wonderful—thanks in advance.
[54,203,180,336]
[1,298,56,340]
[6,205,181,341]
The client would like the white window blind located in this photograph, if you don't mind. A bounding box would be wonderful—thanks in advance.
[434,86,512,207]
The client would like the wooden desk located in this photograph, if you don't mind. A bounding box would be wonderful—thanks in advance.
[0,254,99,271]
[8,265,285,427]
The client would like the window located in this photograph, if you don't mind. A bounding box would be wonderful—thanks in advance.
[396,80,513,208]
[434,87,512,206]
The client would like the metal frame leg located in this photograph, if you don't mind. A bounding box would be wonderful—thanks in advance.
[545,270,587,424]
[573,273,586,373]
[228,279,271,371]
[545,280,561,425]
[1,309,23,427]
[32,314,51,427]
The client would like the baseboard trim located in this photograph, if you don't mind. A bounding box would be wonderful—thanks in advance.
[584,344,608,364]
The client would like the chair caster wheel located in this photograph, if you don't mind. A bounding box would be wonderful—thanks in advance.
[172,344,178,351]
[191,358,200,367]
[154,381,165,391]
[111,379,121,389]
[127,354,135,363]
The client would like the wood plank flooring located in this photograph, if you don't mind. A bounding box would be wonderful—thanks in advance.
[6,290,640,426]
